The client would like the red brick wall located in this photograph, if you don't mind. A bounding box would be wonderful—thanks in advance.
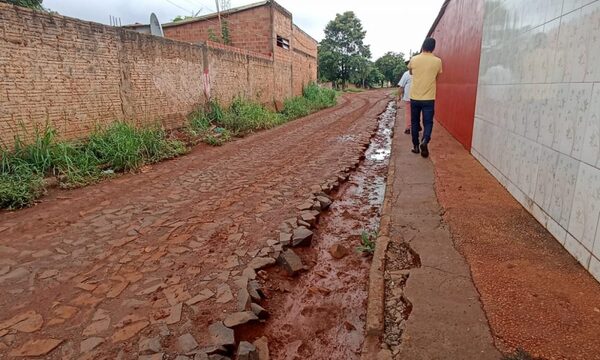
[163,6,273,57]
[0,2,317,148]
[292,25,318,96]
[0,3,207,147]
[272,9,293,99]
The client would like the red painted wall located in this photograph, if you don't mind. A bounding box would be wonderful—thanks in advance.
[429,0,484,150]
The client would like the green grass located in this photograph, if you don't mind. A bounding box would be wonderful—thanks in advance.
[0,122,186,209]
[189,83,338,147]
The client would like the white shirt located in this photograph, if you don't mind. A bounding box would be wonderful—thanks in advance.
[398,71,412,102]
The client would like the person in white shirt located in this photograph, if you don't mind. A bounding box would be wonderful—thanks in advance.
[398,68,412,134]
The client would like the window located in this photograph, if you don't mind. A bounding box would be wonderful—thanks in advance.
[277,35,290,50]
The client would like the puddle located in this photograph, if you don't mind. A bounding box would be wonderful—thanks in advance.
[246,101,396,359]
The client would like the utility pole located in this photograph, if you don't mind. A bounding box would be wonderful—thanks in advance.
[215,0,222,31]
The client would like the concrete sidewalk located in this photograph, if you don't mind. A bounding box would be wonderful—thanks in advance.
[381,106,501,359]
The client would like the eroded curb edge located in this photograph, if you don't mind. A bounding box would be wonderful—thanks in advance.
[361,107,397,359]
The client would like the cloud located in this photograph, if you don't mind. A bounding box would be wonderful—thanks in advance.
[43,0,445,59]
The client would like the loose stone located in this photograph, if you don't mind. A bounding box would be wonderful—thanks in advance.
[223,311,258,327]
[329,243,350,259]
[277,249,304,276]
[247,281,263,301]
[208,322,235,348]
[291,227,313,247]
[253,337,269,360]
[247,257,275,271]
[250,303,269,319]
[237,341,258,360]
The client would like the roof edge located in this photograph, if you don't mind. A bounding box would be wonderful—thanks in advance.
[427,0,451,38]
[161,0,293,28]
[162,1,270,28]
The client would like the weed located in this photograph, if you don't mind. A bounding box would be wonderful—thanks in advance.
[0,160,45,209]
[502,349,537,360]
[356,230,377,255]
[12,126,57,173]
[87,122,185,172]
[0,121,185,209]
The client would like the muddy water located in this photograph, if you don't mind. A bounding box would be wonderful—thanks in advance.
[251,101,396,359]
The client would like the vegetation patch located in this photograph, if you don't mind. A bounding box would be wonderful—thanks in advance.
[188,83,337,146]
[1,122,185,209]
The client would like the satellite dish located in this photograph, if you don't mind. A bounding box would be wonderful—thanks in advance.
[150,13,164,37]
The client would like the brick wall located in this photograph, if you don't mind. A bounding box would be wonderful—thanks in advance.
[292,24,318,96]
[0,3,317,148]
[163,6,273,57]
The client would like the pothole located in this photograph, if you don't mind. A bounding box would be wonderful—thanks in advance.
[236,101,397,359]
[383,239,422,357]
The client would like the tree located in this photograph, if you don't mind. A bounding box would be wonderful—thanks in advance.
[318,11,371,89]
[3,0,43,9]
[375,52,407,86]
[172,15,195,22]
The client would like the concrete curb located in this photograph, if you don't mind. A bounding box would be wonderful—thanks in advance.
[361,107,397,360]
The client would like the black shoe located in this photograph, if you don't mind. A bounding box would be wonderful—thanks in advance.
[411,146,420,154]
[404,128,410,135]
[420,143,429,158]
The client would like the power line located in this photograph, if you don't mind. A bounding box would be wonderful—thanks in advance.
[165,0,193,14]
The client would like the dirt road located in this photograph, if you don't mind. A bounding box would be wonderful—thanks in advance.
[0,90,391,359]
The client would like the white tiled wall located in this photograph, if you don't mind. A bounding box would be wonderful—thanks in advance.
[472,0,600,281]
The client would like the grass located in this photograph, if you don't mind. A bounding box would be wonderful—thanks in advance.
[356,230,377,255]
[0,122,185,209]
[189,83,338,146]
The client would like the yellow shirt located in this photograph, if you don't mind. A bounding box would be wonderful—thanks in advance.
[408,53,443,100]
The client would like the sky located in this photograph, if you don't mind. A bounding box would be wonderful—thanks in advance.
[43,0,446,59]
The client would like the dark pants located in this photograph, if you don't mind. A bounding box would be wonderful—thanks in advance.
[410,99,435,147]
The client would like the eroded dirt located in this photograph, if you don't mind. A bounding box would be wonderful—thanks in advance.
[245,101,397,360]
[430,126,600,360]
[0,91,392,359]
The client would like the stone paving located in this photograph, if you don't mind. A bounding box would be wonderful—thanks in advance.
[0,90,391,359]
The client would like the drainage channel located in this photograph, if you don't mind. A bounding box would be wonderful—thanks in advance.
[242,101,396,359]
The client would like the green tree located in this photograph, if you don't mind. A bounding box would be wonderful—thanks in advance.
[318,11,371,89]
[375,52,407,86]
[172,15,195,22]
[2,0,43,9]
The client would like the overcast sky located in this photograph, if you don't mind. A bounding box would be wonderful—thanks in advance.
[43,0,445,59]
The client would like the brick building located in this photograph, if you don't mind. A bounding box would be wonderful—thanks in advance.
[160,0,318,98]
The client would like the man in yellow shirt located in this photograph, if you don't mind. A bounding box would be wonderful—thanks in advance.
[408,37,443,158]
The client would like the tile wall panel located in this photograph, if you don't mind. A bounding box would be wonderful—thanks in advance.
[472,0,600,280]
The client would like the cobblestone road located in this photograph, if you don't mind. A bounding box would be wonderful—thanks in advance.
[0,90,391,359]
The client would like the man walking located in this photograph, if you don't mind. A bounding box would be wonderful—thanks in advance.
[397,63,412,135]
[408,37,442,158]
